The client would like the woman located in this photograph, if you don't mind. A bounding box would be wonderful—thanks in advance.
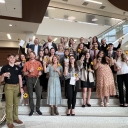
[56,44,64,59]
[43,55,63,115]
[37,50,44,92]
[44,47,49,56]
[49,48,56,64]
[18,54,28,106]
[64,55,80,116]
[92,36,100,50]
[93,50,116,107]
[78,52,94,107]
[114,48,128,107]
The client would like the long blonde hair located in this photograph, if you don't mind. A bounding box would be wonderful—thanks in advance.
[116,48,126,62]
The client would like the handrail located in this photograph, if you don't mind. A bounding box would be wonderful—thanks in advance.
[97,19,127,38]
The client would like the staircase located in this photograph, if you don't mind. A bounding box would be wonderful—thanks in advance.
[1,85,128,128]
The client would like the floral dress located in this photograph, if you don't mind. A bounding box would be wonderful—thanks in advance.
[96,64,116,97]
[46,64,63,105]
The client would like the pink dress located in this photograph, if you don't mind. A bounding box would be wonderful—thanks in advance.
[96,64,116,97]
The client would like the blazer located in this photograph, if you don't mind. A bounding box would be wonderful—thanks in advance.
[26,43,41,55]
[90,49,99,60]
[43,42,58,51]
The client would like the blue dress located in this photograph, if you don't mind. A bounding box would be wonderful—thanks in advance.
[46,64,63,105]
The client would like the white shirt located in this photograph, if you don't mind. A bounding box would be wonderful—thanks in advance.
[34,45,38,56]
[48,42,53,50]
[115,57,128,75]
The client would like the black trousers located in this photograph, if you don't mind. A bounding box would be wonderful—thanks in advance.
[66,79,79,109]
[117,73,128,104]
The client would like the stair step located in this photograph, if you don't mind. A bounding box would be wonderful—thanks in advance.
[18,106,127,115]
[19,98,119,106]
[2,116,128,128]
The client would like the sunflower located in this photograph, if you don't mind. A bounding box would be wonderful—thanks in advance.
[95,48,98,50]
[23,93,28,98]
[22,59,26,62]
[37,67,42,71]
[107,47,110,50]
[66,56,69,59]
[126,51,128,54]
[122,36,124,40]
[43,57,47,61]
[78,49,81,53]
[74,73,78,77]
[91,62,93,65]
[58,63,61,67]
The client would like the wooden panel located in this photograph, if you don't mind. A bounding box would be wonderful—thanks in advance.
[108,0,128,12]
[0,48,23,66]
[0,0,50,23]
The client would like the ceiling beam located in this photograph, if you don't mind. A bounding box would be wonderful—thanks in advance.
[0,0,50,23]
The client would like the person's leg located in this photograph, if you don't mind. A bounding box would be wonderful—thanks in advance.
[122,74,128,105]
[72,81,79,114]
[66,80,72,114]
[23,86,28,105]
[117,75,124,105]
[34,78,41,111]
[82,88,87,105]
[87,88,92,105]
[113,73,119,96]
[4,84,13,124]
[27,78,34,111]
[13,85,20,121]
[105,96,109,107]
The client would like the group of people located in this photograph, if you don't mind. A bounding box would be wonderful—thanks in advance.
[0,35,128,128]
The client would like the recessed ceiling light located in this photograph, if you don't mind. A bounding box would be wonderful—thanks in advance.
[68,16,76,20]
[9,24,12,26]
[111,18,122,20]
[0,0,5,3]
[53,38,58,42]
[7,34,11,39]
[125,45,128,47]
[74,39,77,41]
[92,18,98,21]
[85,0,102,4]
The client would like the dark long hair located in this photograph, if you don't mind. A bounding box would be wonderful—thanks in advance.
[97,50,108,64]
[83,52,93,69]
[49,48,55,56]
[68,55,78,72]
[44,47,49,56]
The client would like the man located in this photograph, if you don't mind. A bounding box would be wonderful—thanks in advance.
[43,36,57,51]
[100,38,122,54]
[23,51,43,116]
[26,38,41,56]
[106,43,119,97]
[0,54,23,128]
[90,42,99,60]
[79,37,90,49]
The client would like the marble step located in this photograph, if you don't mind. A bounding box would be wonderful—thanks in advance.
[19,99,119,106]
[2,116,128,128]
[33,92,116,99]
[18,106,127,116]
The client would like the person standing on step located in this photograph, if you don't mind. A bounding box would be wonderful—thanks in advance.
[43,55,63,115]
[93,50,116,107]
[0,53,24,128]
[23,51,43,116]
[64,55,80,116]
[114,48,128,107]
[77,52,94,107]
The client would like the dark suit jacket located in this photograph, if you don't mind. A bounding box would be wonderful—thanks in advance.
[26,43,41,55]
[43,42,58,51]
[100,43,121,54]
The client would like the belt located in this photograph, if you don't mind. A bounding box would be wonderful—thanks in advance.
[6,84,19,86]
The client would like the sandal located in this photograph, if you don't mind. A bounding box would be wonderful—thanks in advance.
[100,102,104,107]
[105,102,109,107]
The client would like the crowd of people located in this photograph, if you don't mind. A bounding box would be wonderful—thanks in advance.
[0,35,128,128]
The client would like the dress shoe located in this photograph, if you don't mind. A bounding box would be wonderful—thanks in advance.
[14,119,23,124]
[7,123,14,128]
[82,104,86,107]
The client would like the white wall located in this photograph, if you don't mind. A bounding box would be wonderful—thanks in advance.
[0,41,20,48]
[37,18,110,38]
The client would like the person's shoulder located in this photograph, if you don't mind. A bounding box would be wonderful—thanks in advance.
[2,64,9,69]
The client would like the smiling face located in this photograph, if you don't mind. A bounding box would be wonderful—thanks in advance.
[116,49,122,57]
[20,54,25,61]
[39,51,44,57]
[79,43,84,50]
[50,48,55,55]
[85,52,90,59]
[52,56,58,64]
[98,51,104,58]
[69,56,75,64]
[8,55,16,64]
[29,52,36,60]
